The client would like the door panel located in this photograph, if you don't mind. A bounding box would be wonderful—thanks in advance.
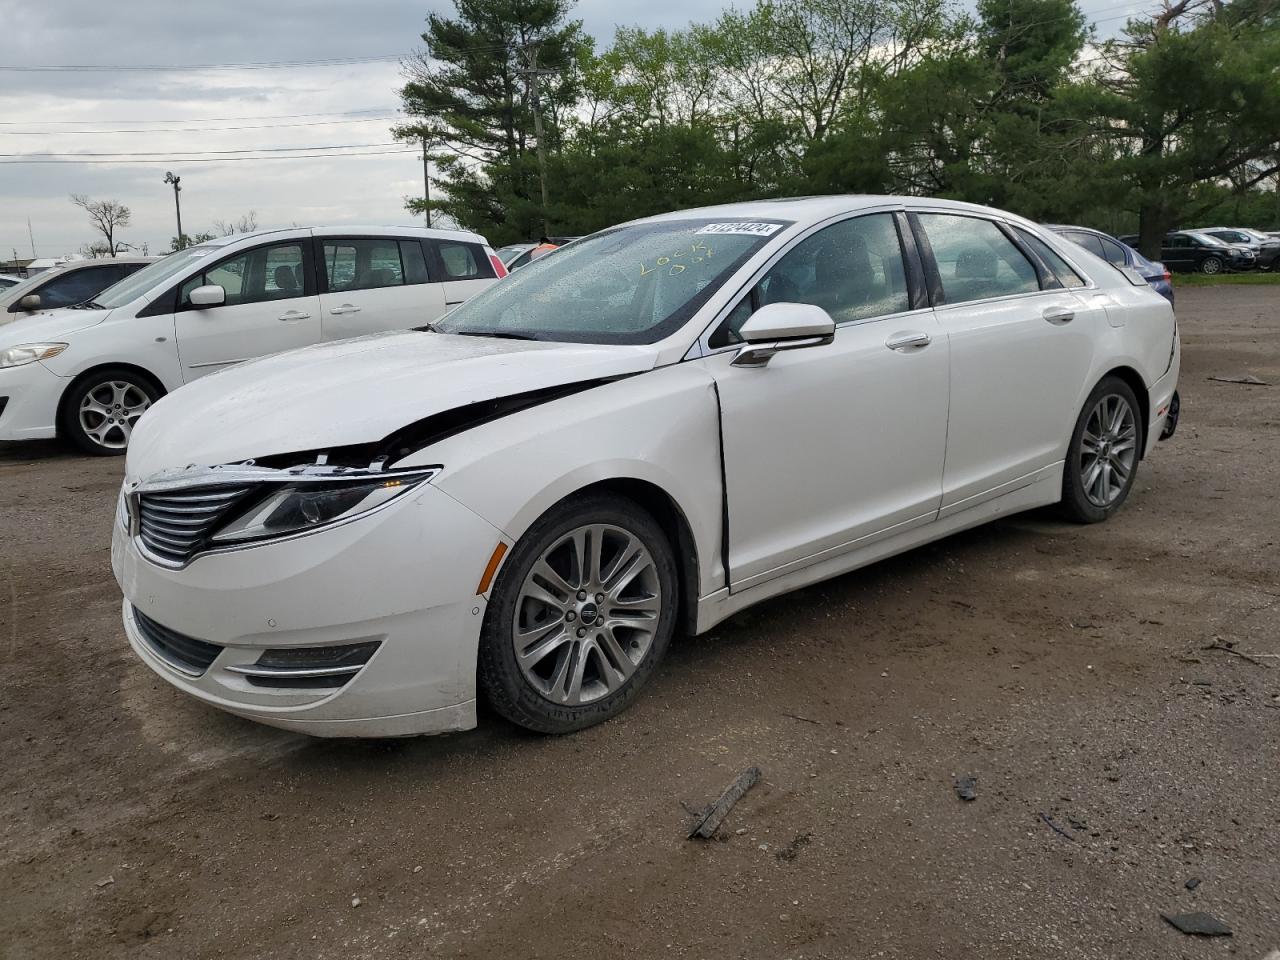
[707,317,949,587]
[703,211,949,589]
[318,237,447,338]
[174,242,321,381]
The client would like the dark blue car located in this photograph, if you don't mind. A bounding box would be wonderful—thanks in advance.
[1045,225,1174,305]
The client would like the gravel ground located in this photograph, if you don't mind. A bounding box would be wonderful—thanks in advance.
[1,285,1277,960]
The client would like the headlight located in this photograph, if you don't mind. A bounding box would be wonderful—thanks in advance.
[210,469,436,545]
[0,342,68,369]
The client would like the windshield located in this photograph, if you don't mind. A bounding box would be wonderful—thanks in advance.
[92,245,221,308]
[437,219,788,344]
[0,268,61,306]
[1188,232,1226,247]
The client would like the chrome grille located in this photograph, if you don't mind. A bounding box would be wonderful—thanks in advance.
[136,485,255,565]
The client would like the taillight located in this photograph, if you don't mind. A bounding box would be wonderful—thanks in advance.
[487,250,508,278]
[1163,270,1172,282]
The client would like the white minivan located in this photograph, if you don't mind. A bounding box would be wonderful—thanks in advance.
[0,226,504,454]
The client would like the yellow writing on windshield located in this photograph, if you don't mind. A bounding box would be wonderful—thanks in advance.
[640,240,714,277]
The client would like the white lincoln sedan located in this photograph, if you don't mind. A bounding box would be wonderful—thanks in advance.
[112,197,1180,738]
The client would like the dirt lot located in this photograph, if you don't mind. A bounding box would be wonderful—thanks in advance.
[2,285,1277,960]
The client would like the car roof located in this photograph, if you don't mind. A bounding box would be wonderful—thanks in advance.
[212,224,488,245]
[633,195,1041,229]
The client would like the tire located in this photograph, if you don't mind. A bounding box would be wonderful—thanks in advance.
[60,367,161,456]
[1060,376,1143,524]
[478,492,679,734]
[1199,256,1223,275]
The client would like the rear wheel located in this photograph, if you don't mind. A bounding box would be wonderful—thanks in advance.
[60,368,160,456]
[1200,255,1223,275]
[1060,376,1142,523]
[478,493,678,734]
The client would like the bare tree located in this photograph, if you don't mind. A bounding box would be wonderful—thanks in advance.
[213,211,258,237]
[77,241,113,259]
[70,195,132,258]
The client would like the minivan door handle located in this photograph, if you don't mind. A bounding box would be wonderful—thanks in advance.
[885,331,931,351]
[278,310,311,321]
[1042,306,1075,325]
[328,304,361,316]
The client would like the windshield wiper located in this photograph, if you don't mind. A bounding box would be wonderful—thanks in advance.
[454,330,541,341]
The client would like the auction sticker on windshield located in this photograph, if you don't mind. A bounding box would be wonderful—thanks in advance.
[696,222,783,237]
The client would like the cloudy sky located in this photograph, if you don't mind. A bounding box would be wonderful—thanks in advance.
[0,0,1137,260]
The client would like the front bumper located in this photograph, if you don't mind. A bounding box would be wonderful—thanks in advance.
[0,360,64,441]
[112,482,508,737]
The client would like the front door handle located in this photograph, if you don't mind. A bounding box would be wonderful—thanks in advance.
[1043,306,1075,324]
[278,310,311,321]
[885,331,931,351]
[328,304,361,316]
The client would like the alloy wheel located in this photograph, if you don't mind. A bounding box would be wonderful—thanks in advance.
[1079,394,1137,508]
[512,523,663,706]
[79,380,151,450]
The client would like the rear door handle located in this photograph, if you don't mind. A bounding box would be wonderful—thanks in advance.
[278,310,311,321]
[886,331,931,351]
[328,304,361,315]
[1043,306,1075,325]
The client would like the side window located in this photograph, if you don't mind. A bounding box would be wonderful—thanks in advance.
[400,241,430,285]
[1097,237,1127,265]
[918,214,1039,304]
[1017,229,1085,289]
[709,213,910,349]
[433,241,497,281]
[1066,232,1106,258]
[1167,235,1187,249]
[323,238,404,292]
[38,265,125,308]
[180,243,306,308]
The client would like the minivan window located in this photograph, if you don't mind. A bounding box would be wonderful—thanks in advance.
[918,214,1039,304]
[323,238,404,291]
[37,264,127,308]
[711,213,909,348]
[93,245,221,308]
[180,243,306,308]
[435,241,486,280]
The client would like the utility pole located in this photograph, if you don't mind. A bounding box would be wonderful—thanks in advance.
[421,136,432,229]
[27,217,35,257]
[517,44,557,235]
[164,171,184,250]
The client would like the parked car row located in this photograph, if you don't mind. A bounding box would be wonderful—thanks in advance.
[1117,229,1265,275]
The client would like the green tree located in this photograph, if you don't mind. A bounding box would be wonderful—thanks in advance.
[1072,0,1280,257]
[397,0,584,242]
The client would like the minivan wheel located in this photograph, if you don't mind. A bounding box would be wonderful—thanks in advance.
[478,493,679,734]
[1200,255,1223,275]
[60,368,160,456]
[1060,376,1142,523]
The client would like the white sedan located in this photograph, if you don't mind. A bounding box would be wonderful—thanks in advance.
[111,197,1180,738]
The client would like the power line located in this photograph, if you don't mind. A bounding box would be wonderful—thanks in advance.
[0,116,400,135]
[0,148,420,165]
[0,142,402,159]
[0,108,398,125]
[0,55,403,73]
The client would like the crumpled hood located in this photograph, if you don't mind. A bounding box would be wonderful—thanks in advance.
[126,330,657,478]
[0,306,110,337]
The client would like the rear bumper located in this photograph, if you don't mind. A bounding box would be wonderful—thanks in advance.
[1146,329,1180,454]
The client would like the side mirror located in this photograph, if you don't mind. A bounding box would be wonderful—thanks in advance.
[19,294,41,311]
[732,302,835,368]
[189,284,226,308]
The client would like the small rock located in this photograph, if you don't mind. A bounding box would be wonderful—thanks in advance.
[1161,911,1231,936]
[954,776,978,802]
[413,866,423,874]
[351,897,362,908]
[95,876,115,888]
[1185,877,1201,891]
[880,671,889,678]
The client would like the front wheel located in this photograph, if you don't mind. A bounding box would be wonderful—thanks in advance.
[60,368,161,456]
[1060,376,1142,523]
[478,493,678,734]
[1200,256,1223,275]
